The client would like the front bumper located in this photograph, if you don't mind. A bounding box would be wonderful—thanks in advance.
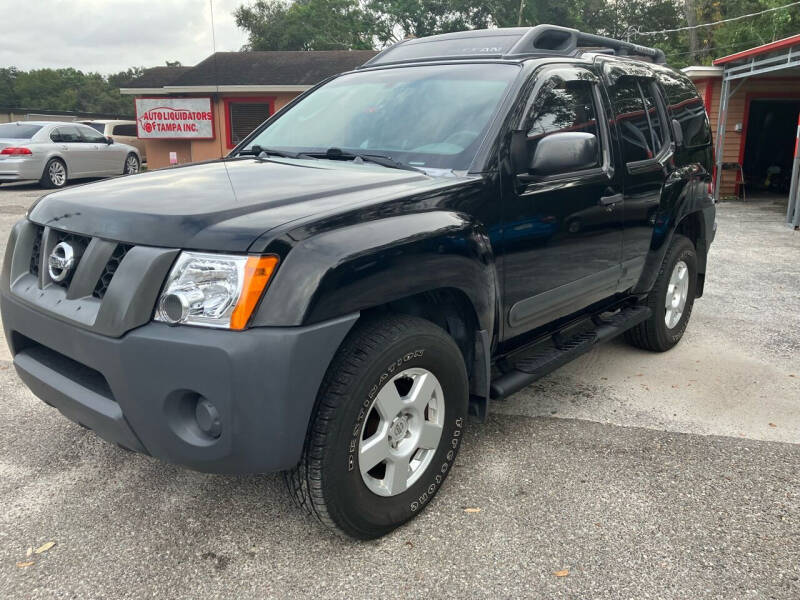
[1,291,357,473]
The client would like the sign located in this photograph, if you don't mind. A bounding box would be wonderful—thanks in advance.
[135,97,214,139]
[169,152,178,165]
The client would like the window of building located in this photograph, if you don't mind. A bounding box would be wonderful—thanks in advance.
[226,98,274,148]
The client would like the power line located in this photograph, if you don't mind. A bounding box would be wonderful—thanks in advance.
[664,39,759,60]
[631,0,800,37]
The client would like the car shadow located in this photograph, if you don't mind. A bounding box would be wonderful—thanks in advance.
[0,178,107,192]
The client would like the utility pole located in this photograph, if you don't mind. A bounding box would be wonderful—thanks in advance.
[685,0,699,62]
[517,0,525,26]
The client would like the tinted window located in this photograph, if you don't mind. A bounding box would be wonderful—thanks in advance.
[527,77,600,171]
[0,123,43,139]
[641,82,666,153]
[52,126,82,142]
[77,125,107,143]
[85,123,106,133]
[610,79,655,163]
[229,102,271,147]
[112,124,137,136]
[246,63,519,171]
[657,71,711,148]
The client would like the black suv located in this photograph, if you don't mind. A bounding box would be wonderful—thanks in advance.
[1,26,715,539]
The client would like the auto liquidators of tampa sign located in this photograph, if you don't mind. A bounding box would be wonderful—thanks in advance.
[138,110,213,135]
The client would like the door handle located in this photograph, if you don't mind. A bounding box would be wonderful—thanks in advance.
[599,193,623,206]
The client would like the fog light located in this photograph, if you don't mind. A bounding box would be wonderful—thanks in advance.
[195,397,222,438]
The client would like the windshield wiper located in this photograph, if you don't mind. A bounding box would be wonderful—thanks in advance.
[235,145,303,159]
[305,148,425,173]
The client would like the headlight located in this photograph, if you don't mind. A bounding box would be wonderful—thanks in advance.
[155,251,278,330]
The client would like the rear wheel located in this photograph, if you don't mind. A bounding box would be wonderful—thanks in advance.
[285,314,469,539]
[123,153,140,175]
[40,158,67,189]
[625,234,697,352]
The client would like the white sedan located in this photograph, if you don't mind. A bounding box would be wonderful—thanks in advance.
[0,121,141,189]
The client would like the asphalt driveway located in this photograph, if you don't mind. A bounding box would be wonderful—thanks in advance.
[0,182,798,599]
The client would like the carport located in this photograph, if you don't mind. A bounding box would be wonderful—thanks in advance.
[709,34,800,227]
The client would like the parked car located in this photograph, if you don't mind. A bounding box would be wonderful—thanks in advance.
[0,121,141,188]
[0,26,715,540]
[79,120,146,163]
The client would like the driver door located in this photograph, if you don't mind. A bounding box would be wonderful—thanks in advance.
[76,124,118,175]
[502,66,624,338]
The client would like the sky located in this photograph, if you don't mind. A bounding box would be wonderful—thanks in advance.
[0,0,249,74]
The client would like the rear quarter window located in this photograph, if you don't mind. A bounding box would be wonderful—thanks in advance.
[657,71,711,148]
[112,124,137,136]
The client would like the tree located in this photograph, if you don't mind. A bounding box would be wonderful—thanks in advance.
[1,67,143,115]
[235,0,377,50]
[233,0,800,67]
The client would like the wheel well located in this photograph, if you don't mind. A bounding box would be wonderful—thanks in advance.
[362,288,479,377]
[44,156,67,178]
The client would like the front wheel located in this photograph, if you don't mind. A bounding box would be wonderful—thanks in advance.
[625,234,698,352]
[123,153,140,175]
[285,314,469,539]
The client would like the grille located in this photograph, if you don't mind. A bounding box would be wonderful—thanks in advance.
[93,244,132,299]
[29,226,44,276]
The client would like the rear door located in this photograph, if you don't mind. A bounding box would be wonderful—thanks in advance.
[501,65,624,338]
[601,61,673,290]
[50,125,88,176]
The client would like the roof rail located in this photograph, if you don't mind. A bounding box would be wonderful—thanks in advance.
[510,25,666,64]
[360,25,666,69]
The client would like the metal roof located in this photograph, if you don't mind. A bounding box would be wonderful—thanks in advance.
[713,33,800,66]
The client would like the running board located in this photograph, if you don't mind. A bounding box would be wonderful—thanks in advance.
[489,305,651,400]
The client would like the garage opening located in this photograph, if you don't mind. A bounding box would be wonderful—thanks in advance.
[742,99,800,196]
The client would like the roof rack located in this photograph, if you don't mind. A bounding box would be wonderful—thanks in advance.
[513,25,666,64]
[361,25,666,68]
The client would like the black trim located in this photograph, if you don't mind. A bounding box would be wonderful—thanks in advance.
[508,265,621,328]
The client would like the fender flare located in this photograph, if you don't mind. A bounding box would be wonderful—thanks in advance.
[252,210,498,335]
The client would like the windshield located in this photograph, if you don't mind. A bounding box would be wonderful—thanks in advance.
[0,123,43,139]
[85,123,106,133]
[241,63,519,171]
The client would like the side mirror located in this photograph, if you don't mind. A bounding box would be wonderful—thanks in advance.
[671,118,684,146]
[106,136,114,145]
[530,132,599,177]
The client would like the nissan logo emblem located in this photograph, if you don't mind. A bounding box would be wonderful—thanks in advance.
[48,241,77,282]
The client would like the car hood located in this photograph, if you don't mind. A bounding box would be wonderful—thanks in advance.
[27,158,464,251]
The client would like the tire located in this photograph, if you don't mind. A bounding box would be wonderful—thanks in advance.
[123,153,140,175]
[285,314,469,539]
[625,234,697,352]
[40,158,67,189]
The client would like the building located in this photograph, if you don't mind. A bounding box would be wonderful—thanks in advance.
[683,34,800,211]
[120,51,377,169]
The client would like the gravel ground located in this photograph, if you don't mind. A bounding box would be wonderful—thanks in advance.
[0,182,798,599]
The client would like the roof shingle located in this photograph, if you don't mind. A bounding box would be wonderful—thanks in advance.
[123,51,378,89]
